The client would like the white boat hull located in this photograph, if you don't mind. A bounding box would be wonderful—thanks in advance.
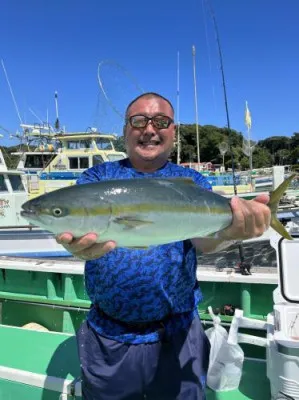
[0,228,71,258]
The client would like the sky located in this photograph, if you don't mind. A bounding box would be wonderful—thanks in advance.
[0,0,298,146]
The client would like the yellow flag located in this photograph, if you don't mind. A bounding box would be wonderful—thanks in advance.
[245,101,252,129]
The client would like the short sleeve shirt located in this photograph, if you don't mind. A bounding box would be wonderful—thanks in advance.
[77,159,212,343]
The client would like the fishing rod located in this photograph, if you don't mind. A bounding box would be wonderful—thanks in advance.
[204,0,238,196]
[204,0,249,272]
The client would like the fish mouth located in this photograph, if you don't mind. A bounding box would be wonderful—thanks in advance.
[20,207,38,219]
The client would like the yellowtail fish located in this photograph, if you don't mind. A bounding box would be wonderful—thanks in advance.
[20,175,296,248]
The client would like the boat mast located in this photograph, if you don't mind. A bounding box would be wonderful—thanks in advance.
[192,45,200,169]
[176,51,181,165]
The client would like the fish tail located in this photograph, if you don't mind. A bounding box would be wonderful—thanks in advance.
[268,173,297,240]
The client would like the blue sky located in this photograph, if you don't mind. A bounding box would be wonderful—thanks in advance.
[0,0,298,146]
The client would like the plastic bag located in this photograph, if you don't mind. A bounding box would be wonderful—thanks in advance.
[205,306,244,392]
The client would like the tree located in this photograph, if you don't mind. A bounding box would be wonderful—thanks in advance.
[114,136,126,153]
[252,147,272,168]
[258,136,291,164]
[276,149,291,165]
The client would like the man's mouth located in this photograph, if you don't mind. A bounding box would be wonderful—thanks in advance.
[138,140,162,147]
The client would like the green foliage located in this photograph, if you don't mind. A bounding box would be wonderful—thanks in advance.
[252,147,273,168]
[114,136,126,153]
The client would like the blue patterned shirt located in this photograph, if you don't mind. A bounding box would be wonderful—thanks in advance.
[77,159,212,344]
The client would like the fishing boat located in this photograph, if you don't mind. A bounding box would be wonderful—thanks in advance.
[0,142,69,258]
[11,123,126,199]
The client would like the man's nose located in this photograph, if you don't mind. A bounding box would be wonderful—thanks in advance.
[144,120,157,134]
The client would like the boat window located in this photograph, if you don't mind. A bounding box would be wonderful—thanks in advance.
[93,155,104,166]
[80,157,89,169]
[95,138,113,150]
[24,154,54,169]
[67,140,91,149]
[0,175,8,192]
[69,157,78,169]
[69,157,89,169]
[107,154,126,162]
[7,174,26,192]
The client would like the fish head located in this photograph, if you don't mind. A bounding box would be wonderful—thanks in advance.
[21,194,76,234]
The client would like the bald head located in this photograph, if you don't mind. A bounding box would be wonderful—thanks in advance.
[125,92,174,119]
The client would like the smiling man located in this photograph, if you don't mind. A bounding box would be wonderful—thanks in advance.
[124,94,176,171]
[56,92,271,400]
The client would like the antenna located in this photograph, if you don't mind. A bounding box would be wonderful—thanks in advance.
[176,51,181,165]
[192,45,200,168]
[54,91,60,130]
[1,59,23,125]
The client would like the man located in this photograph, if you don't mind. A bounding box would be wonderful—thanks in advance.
[57,92,271,399]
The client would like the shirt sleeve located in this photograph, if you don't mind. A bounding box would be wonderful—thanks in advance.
[191,171,212,191]
[76,164,106,185]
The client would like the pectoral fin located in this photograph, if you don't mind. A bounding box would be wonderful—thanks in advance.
[114,216,153,230]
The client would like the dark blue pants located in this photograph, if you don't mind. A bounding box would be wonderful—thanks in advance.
[76,315,210,400]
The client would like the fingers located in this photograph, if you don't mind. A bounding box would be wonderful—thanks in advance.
[221,196,271,240]
[58,233,98,253]
[253,193,270,205]
[56,232,74,245]
[75,241,116,261]
[228,197,246,236]
[55,232,116,260]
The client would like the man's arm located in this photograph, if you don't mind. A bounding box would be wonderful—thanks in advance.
[191,193,271,254]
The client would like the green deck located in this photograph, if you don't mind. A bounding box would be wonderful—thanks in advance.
[0,268,276,334]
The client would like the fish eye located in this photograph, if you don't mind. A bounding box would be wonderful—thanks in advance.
[52,207,63,217]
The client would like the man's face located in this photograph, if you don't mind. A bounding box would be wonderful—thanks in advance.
[124,97,175,163]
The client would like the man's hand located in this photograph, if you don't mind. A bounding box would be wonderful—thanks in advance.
[220,193,271,241]
[56,233,116,260]
[192,194,272,254]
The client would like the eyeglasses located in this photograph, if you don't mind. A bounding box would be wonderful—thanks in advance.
[126,114,174,129]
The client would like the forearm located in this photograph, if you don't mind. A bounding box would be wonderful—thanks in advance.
[191,237,237,254]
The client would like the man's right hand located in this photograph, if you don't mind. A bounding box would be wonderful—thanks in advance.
[56,233,116,260]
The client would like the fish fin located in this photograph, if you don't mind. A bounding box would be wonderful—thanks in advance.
[268,173,297,240]
[114,216,153,229]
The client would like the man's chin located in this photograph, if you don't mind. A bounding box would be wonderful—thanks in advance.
[136,147,161,160]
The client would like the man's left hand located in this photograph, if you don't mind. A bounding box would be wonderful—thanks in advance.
[219,194,272,241]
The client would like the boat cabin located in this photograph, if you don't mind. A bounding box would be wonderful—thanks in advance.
[0,150,28,227]
[41,132,126,174]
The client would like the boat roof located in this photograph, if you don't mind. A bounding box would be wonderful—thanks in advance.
[11,151,56,156]
[54,133,117,140]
